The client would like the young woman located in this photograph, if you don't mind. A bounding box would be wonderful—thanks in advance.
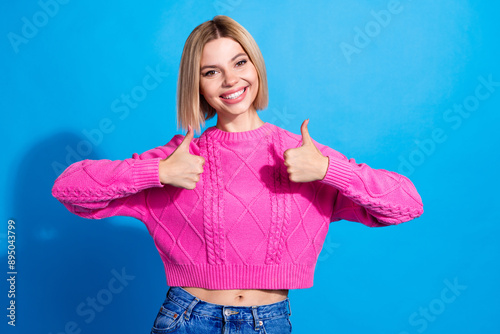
[52,15,423,334]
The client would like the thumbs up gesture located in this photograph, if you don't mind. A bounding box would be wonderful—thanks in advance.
[159,125,205,189]
[283,119,329,183]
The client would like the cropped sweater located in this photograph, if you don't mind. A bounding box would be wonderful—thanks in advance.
[52,122,423,289]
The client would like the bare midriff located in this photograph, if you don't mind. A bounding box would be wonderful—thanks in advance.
[182,287,289,307]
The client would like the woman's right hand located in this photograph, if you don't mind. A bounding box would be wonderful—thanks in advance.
[159,125,205,189]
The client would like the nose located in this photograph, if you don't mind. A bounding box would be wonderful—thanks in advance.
[223,70,238,87]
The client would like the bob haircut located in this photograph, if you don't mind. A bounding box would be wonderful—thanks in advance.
[177,15,268,134]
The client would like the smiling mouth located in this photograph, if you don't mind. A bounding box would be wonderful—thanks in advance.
[220,87,246,100]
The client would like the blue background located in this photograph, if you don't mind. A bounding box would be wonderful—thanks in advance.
[2,0,499,333]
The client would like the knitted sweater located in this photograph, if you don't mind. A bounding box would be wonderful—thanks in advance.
[52,122,423,289]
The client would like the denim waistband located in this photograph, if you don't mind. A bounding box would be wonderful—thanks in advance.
[166,286,291,323]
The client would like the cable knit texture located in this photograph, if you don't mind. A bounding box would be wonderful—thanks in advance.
[52,123,423,289]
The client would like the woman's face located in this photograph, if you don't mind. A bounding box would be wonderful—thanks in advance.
[199,37,259,120]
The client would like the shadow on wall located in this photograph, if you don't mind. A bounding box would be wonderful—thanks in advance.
[10,132,167,333]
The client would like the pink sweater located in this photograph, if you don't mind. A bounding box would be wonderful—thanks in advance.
[52,122,423,289]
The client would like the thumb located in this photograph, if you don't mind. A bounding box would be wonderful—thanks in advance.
[177,125,194,152]
[300,119,313,146]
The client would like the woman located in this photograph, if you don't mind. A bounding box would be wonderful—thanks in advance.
[52,15,423,333]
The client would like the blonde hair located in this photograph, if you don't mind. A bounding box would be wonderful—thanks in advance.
[177,15,268,134]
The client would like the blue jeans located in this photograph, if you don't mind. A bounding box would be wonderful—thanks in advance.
[150,287,292,333]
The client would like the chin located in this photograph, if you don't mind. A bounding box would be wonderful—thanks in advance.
[222,104,254,116]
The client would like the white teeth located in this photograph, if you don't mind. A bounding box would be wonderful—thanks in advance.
[222,88,245,99]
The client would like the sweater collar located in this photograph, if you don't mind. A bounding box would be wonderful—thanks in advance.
[203,122,274,142]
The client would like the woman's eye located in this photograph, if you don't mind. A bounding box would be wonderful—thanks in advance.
[203,70,216,77]
[236,59,247,66]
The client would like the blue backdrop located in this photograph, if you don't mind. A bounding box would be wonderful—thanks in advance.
[2,0,499,333]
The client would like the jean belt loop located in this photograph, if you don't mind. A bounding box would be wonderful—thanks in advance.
[287,298,292,316]
[251,306,263,330]
[183,297,200,321]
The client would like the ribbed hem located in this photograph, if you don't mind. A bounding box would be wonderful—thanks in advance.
[132,158,163,190]
[320,156,353,191]
[205,122,274,142]
[164,263,315,289]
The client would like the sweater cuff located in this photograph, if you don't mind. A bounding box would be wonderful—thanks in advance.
[320,156,354,191]
[132,158,163,191]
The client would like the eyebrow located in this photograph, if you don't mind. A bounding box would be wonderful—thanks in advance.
[200,52,248,72]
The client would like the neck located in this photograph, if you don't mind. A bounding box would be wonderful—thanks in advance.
[215,109,265,132]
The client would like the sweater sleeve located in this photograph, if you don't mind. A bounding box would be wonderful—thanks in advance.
[318,146,424,227]
[51,135,185,220]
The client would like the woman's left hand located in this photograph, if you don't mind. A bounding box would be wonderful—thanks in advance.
[283,119,329,183]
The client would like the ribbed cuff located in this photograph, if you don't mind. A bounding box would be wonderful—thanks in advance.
[320,156,353,191]
[132,158,163,190]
